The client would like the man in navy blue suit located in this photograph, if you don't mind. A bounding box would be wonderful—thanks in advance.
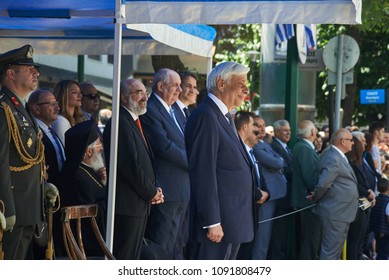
[185,62,256,260]
[251,115,287,259]
[141,68,190,259]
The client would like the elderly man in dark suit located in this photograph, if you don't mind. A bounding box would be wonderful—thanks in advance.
[251,115,287,260]
[28,88,66,257]
[103,78,164,260]
[29,88,65,187]
[309,128,359,259]
[290,120,321,260]
[185,62,255,260]
[140,68,190,259]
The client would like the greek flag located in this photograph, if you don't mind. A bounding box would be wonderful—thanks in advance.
[275,24,295,45]
[304,24,316,51]
[275,24,316,51]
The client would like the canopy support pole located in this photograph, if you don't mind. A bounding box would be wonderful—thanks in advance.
[106,0,124,253]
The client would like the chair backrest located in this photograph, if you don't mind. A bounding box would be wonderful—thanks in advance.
[61,204,115,260]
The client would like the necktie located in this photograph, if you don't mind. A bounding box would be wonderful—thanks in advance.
[169,107,184,134]
[183,107,190,119]
[225,112,238,137]
[135,118,147,143]
[286,146,292,157]
[249,149,261,188]
[49,127,65,166]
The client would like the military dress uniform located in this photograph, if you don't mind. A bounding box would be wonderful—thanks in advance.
[0,45,46,259]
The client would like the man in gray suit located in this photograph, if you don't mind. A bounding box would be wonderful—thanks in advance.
[291,120,321,259]
[309,128,359,260]
[251,115,287,259]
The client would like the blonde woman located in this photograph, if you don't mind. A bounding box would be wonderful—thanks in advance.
[51,80,84,145]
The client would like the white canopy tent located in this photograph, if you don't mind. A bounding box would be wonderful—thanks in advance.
[124,0,361,24]
[0,0,362,253]
[0,0,216,252]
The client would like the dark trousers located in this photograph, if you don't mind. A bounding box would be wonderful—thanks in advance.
[3,225,34,260]
[193,241,240,260]
[252,200,277,259]
[113,214,147,260]
[146,201,188,259]
[347,208,367,260]
[299,209,322,260]
[374,233,389,260]
[269,207,295,259]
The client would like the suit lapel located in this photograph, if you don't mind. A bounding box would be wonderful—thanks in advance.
[206,98,250,165]
[172,102,186,131]
[150,94,183,134]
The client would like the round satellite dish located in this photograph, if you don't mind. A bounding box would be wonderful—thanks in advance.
[296,24,307,64]
[323,35,360,73]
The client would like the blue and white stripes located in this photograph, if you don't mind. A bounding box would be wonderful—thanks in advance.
[275,24,316,52]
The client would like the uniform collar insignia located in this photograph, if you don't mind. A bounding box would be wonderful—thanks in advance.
[11,96,20,106]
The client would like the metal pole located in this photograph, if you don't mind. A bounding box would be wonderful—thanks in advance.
[77,55,85,83]
[334,35,344,131]
[106,0,123,252]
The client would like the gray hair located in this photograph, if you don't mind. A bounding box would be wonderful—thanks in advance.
[297,120,315,138]
[352,131,365,142]
[152,68,172,92]
[273,119,290,132]
[207,62,248,93]
[330,128,350,143]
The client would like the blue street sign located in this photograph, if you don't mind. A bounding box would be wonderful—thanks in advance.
[360,89,385,104]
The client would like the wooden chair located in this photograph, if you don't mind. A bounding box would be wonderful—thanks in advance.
[61,204,115,260]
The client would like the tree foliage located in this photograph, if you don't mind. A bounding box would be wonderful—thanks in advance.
[315,2,389,127]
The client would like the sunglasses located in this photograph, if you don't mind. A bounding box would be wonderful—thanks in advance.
[82,93,100,100]
[253,131,260,136]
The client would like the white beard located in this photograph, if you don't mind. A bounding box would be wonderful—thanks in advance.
[89,150,107,186]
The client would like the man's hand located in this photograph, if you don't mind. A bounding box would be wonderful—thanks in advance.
[44,182,59,208]
[151,187,164,204]
[256,190,269,204]
[96,167,107,184]
[5,215,16,232]
[207,225,224,243]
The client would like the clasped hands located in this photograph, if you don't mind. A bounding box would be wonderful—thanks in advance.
[151,187,164,204]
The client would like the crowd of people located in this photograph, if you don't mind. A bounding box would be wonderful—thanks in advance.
[0,45,388,260]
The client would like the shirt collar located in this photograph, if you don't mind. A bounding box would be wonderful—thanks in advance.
[34,118,49,133]
[153,92,171,113]
[175,99,186,110]
[302,138,315,150]
[208,92,229,116]
[121,105,137,121]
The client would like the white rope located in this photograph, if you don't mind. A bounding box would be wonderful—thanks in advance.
[258,204,316,224]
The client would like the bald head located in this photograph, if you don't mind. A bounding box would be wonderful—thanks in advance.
[331,128,354,153]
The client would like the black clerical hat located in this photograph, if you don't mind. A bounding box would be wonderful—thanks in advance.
[64,120,100,167]
[0,45,40,71]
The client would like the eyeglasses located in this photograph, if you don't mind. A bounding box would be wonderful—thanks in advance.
[82,93,100,100]
[253,131,260,136]
[343,138,354,142]
[36,101,59,107]
[129,90,150,98]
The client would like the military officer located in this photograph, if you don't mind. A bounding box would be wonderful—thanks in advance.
[0,45,57,259]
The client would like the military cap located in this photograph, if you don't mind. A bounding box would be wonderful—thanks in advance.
[0,45,40,71]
